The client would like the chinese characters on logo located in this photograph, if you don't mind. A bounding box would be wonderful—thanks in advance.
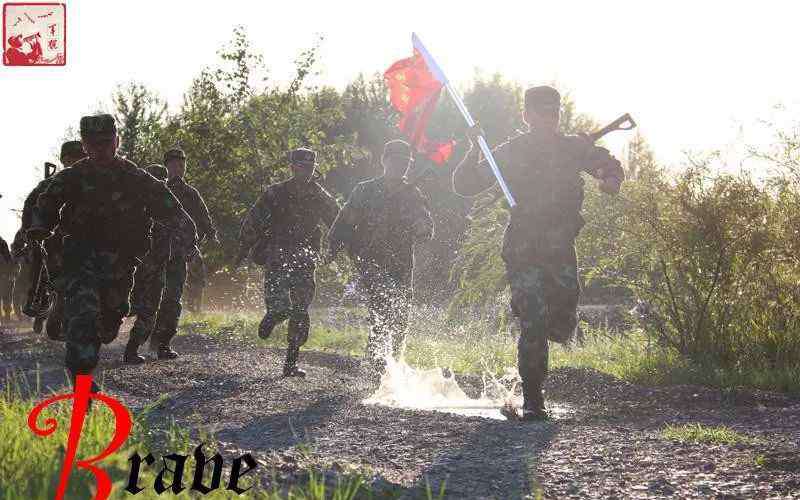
[3,3,66,66]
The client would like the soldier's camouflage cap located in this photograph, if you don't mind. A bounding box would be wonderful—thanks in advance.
[144,164,168,181]
[382,139,414,161]
[288,148,316,168]
[60,140,85,161]
[79,114,117,138]
[525,86,561,114]
[163,148,187,163]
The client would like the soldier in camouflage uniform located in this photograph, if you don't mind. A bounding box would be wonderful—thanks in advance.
[12,141,88,339]
[237,148,340,377]
[150,148,217,359]
[329,140,434,368]
[453,86,624,420]
[0,234,13,326]
[148,148,217,359]
[124,164,199,364]
[26,114,196,382]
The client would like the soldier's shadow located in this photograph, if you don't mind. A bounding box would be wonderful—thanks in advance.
[408,417,559,499]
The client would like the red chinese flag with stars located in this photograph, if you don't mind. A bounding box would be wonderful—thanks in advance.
[384,49,455,165]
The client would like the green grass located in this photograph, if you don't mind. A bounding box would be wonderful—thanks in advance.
[180,310,800,395]
[661,423,752,446]
[0,375,440,499]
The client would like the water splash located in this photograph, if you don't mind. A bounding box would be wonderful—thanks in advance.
[363,356,521,420]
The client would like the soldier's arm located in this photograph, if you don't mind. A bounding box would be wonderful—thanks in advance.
[19,180,48,234]
[452,134,513,198]
[327,183,364,256]
[317,186,341,228]
[28,171,74,241]
[580,142,624,194]
[238,190,272,252]
[188,186,217,243]
[144,177,199,250]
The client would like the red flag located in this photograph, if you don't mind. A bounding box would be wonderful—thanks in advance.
[384,49,454,165]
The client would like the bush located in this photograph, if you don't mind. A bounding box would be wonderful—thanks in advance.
[600,160,800,373]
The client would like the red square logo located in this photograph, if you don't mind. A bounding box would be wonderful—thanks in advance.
[3,3,66,66]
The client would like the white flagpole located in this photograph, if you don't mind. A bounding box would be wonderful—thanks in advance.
[412,33,516,207]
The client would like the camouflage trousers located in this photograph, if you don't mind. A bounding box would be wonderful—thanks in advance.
[129,253,167,347]
[261,261,316,368]
[60,244,136,375]
[504,233,580,407]
[356,259,412,363]
[151,256,187,348]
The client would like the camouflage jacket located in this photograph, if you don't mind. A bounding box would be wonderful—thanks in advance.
[329,176,434,273]
[453,131,624,261]
[12,172,61,252]
[239,177,340,266]
[30,156,198,259]
[151,177,198,262]
[167,177,216,243]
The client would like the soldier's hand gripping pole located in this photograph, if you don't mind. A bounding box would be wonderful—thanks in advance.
[412,33,516,207]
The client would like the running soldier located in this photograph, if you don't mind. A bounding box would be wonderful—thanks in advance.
[236,148,340,377]
[149,148,217,359]
[329,140,434,369]
[452,86,624,420]
[27,114,196,382]
[12,141,87,337]
[124,164,199,364]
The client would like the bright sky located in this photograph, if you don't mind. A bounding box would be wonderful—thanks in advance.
[2,0,799,240]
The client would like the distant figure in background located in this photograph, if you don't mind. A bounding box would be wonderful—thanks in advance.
[0,235,14,327]
[236,148,340,377]
[149,148,217,359]
[329,140,434,370]
[185,255,207,314]
[125,164,199,364]
[11,248,34,325]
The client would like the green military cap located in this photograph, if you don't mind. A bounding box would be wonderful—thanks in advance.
[288,148,316,168]
[524,86,561,113]
[59,140,85,160]
[79,114,117,138]
[144,164,168,181]
[163,148,187,163]
[382,139,414,161]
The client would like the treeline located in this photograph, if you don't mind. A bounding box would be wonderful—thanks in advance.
[104,27,593,305]
[96,28,800,380]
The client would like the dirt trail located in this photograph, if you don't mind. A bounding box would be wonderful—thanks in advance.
[1,323,798,499]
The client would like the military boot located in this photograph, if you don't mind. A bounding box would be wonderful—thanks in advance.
[258,314,275,340]
[157,343,179,360]
[282,344,305,378]
[520,384,549,421]
[123,339,146,365]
